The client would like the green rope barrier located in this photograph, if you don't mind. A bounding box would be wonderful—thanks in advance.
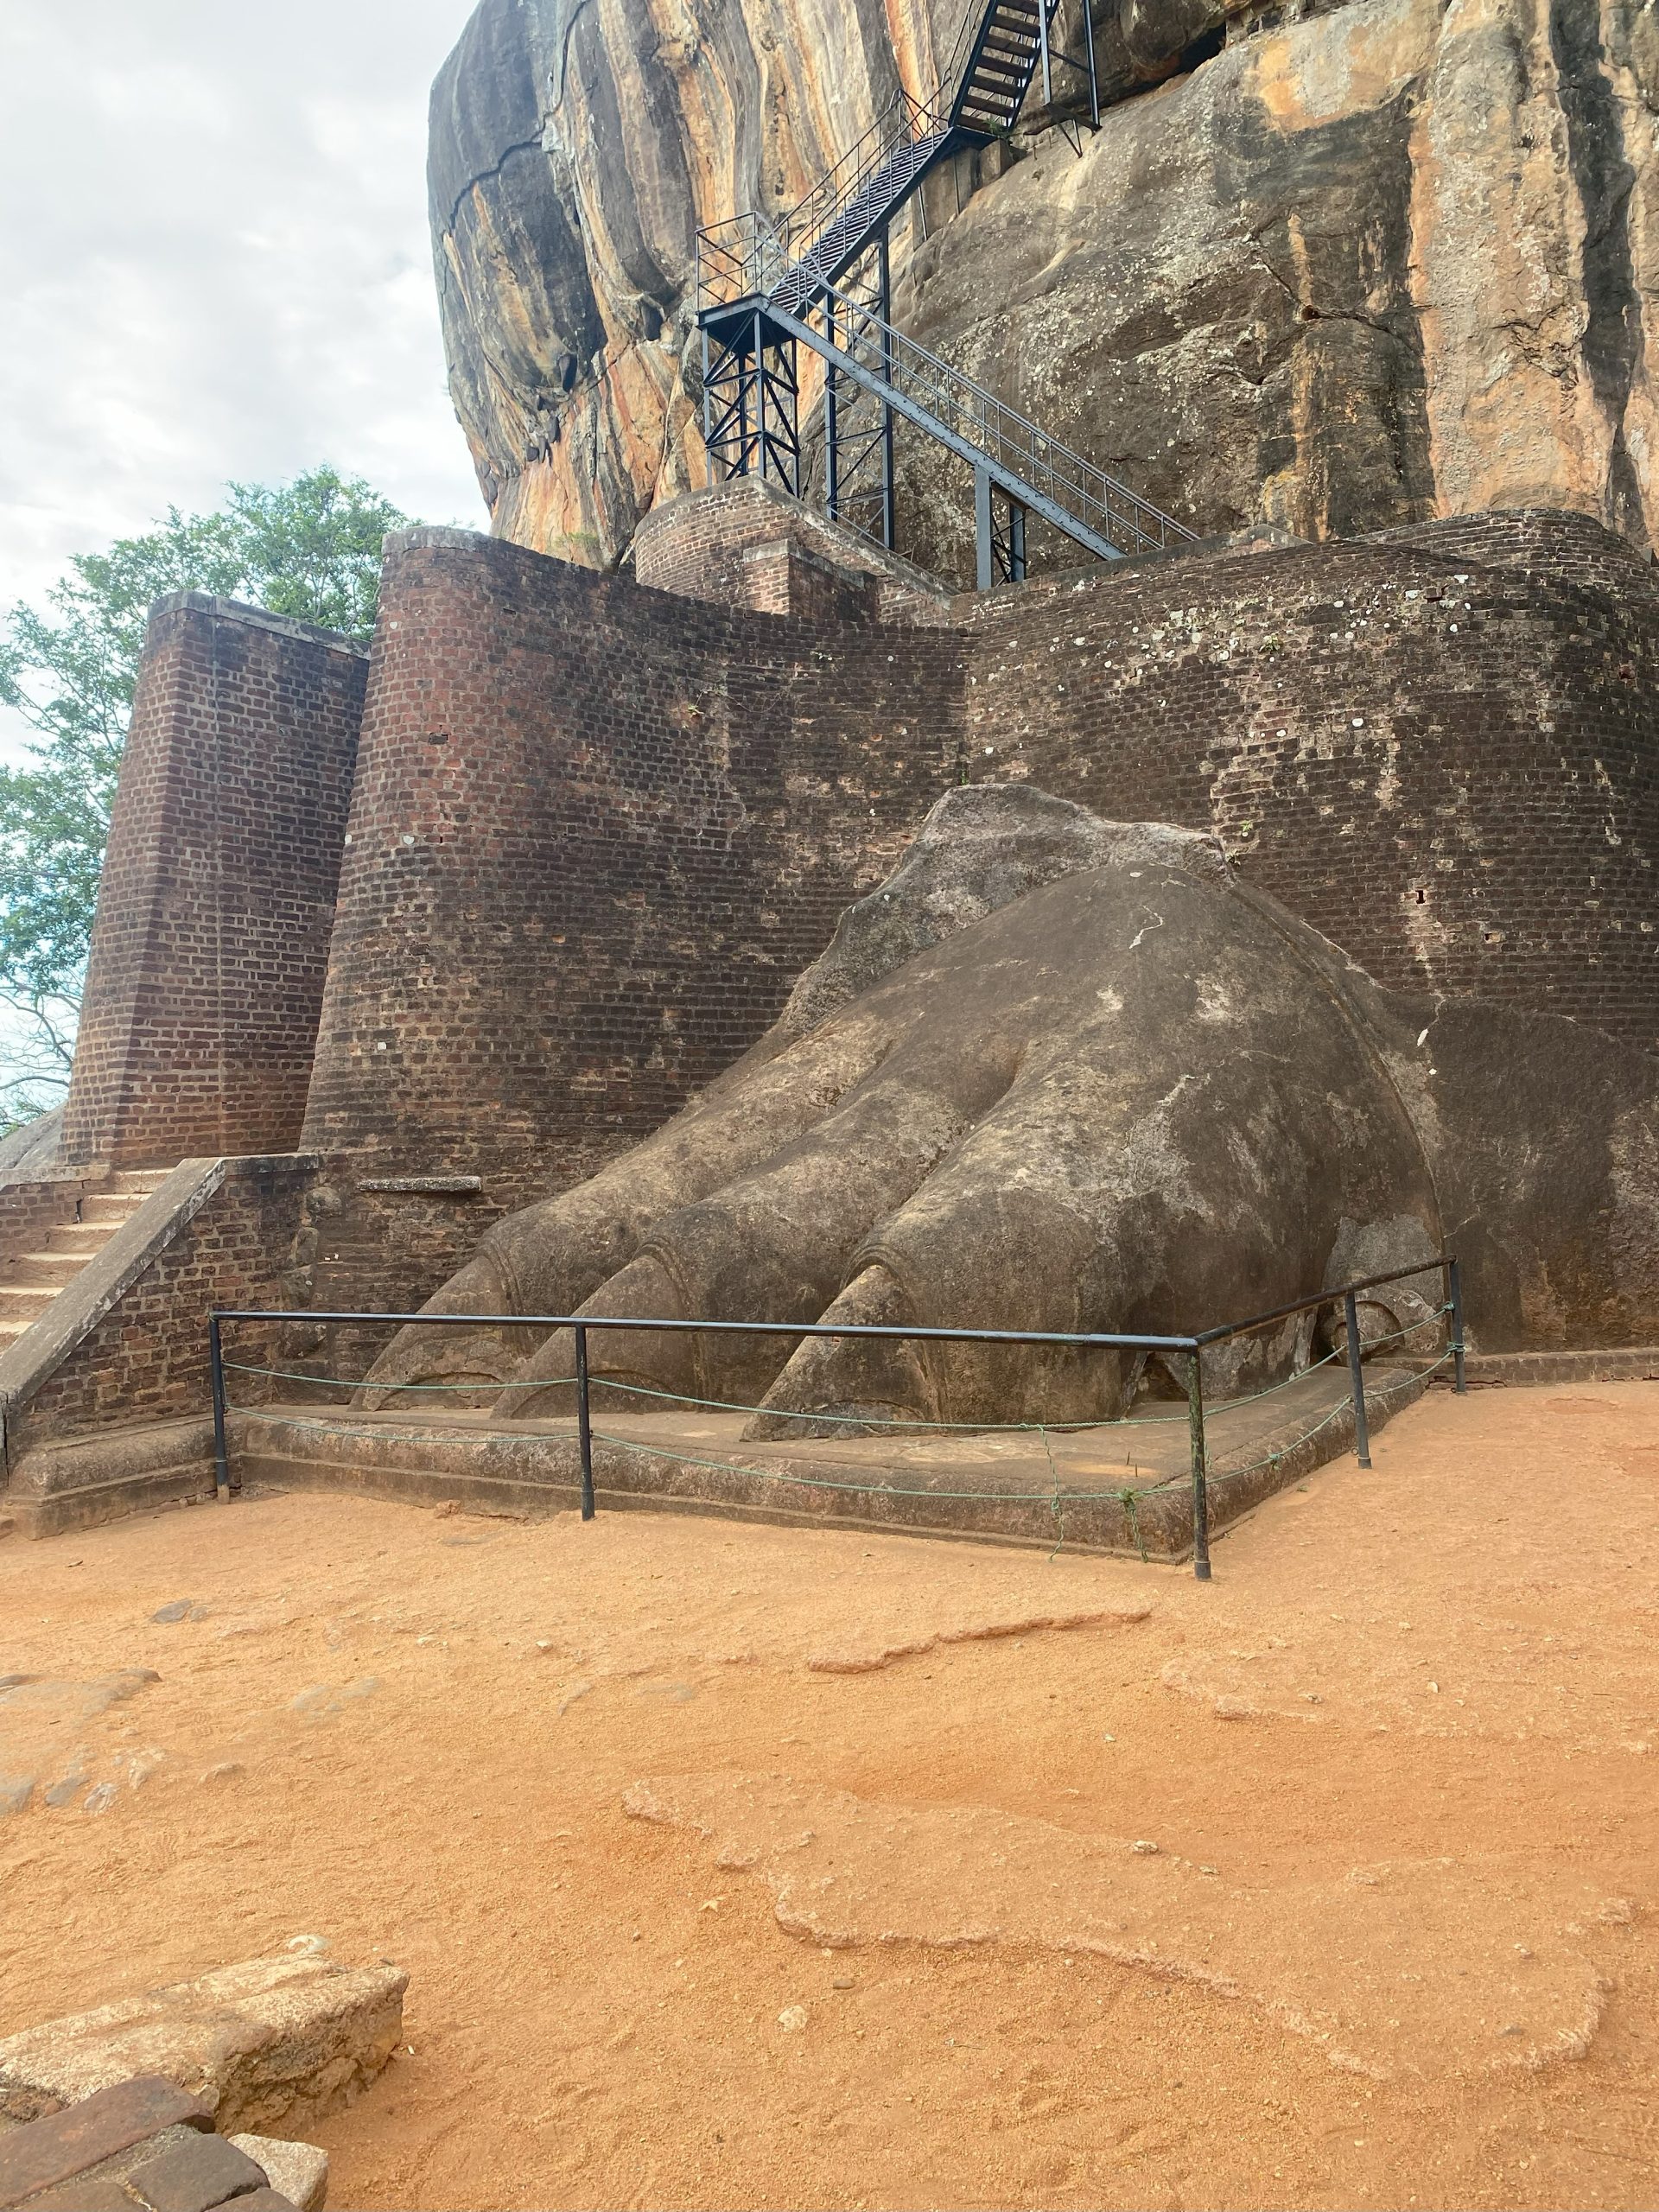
[1167,1345,1456,1495]
[1120,1485,1148,1563]
[222,1362,577,1393]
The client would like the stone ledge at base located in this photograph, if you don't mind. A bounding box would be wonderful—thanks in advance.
[1460,1346,1659,1387]
[4,1421,219,1540]
[0,1952,407,2139]
[228,1361,1433,1561]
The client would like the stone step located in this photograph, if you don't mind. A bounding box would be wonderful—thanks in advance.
[41,1221,118,1254]
[0,1284,57,1319]
[80,1193,146,1224]
[5,1252,87,1287]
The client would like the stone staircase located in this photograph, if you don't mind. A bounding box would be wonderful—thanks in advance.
[0,1172,171,1349]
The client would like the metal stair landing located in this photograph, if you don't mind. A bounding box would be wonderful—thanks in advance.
[694,0,1187,585]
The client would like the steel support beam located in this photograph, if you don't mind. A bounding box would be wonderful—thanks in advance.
[776,301,1126,568]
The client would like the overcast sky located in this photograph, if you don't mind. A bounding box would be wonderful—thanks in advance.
[0,0,487,626]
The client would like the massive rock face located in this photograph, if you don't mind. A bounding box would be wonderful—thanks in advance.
[430,0,1659,581]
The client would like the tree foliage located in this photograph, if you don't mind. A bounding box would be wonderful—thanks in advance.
[0,467,410,1133]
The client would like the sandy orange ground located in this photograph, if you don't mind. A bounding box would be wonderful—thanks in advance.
[3,1378,1658,2210]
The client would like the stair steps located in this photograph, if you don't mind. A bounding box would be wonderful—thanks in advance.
[0,1171,169,1347]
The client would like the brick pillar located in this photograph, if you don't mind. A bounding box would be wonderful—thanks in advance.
[61,594,366,1166]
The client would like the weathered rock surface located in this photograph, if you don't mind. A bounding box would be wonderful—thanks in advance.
[0,1104,63,1184]
[0,1953,407,2137]
[620,1768,1613,2079]
[430,0,1659,581]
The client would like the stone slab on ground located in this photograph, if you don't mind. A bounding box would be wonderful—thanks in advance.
[20,2182,137,2210]
[0,1955,406,2138]
[224,2139,324,2212]
[124,2131,267,2212]
[0,2082,210,2209]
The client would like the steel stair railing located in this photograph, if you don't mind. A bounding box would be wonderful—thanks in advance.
[697,0,1063,323]
[692,0,1180,584]
[771,271,1198,567]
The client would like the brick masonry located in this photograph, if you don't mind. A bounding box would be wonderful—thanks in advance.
[632,478,949,623]
[296,525,966,1198]
[296,503,1656,1211]
[10,1158,318,1452]
[61,594,365,1170]
[957,507,1659,1044]
[34,494,1657,1437]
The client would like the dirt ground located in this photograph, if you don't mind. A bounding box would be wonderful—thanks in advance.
[3,1377,1658,2211]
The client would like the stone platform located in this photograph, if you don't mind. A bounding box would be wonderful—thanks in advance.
[230,1362,1434,1560]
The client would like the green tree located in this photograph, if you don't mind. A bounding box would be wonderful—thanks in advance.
[0,466,411,1135]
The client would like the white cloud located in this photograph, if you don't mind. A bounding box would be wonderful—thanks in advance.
[0,0,486,624]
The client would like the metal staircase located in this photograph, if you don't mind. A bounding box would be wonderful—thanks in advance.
[695,0,1192,585]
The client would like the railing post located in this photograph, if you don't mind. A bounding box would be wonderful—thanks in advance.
[1446,1255,1467,1394]
[1038,0,1052,106]
[877,230,896,550]
[825,294,841,518]
[975,464,995,591]
[1343,1289,1372,1469]
[1186,1348,1211,1581]
[1082,0,1100,128]
[210,1315,232,1504]
[700,323,714,482]
[752,308,766,482]
[575,1323,596,1521]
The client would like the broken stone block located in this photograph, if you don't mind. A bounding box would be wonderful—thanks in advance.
[125,2130,267,2212]
[0,1953,407,2137]
[227,2135,327,2211]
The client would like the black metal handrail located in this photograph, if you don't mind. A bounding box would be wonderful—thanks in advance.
[696,0,1068,324]
[785,273,1198,558]
[209,1257,1465,1580]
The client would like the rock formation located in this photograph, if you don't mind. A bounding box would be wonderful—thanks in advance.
[365,787,1659,1424]
[430,0,1659,582]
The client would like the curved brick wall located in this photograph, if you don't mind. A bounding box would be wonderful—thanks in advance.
[963,508,1659,1046]
[298,529,963,1196]
[297,507,1655,1209]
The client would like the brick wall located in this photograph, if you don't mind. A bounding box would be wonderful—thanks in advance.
[62,594,366,1168]
[297,528,967,1194]
[1363,506,1659,608]
[956,511,1659,1047]
[632,480,948,623]
[10,499,1656,1446]
[292,508,1656,1222]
